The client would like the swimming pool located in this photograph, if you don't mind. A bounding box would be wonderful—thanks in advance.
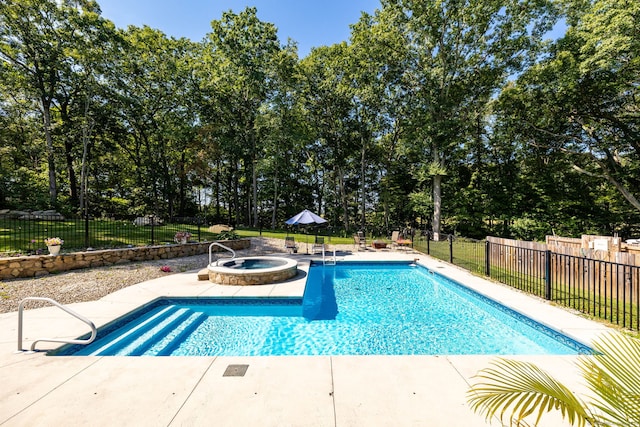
[54,262,591,356]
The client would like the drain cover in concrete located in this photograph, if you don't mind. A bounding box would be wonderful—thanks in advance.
[223,364,249,377]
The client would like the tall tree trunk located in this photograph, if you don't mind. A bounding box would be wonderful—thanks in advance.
[243,160,251,226]
[360,135,367,230]
[338,166,350,231]
[248,117,259,227]
[271,166,279,229]
[178,150,187,216]
[160,141,173,218]
[215,159,221,220]
[432,149,443,241]
[79,136,90,216]
[42,98,57,205]
[79,97,94,217]
[60,102,79,208]
[432,174,442,241]
[233,160,240,226]
[226,165,233,225]
[252,152,258,227]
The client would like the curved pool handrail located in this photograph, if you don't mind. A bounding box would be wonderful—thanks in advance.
[18,297,97,352]
[209,242,236,266]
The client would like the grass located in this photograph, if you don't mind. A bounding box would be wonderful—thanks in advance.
[414,237,486,275]
[0,219,359,255]
[235,229,356,245]
[0,218,221,254]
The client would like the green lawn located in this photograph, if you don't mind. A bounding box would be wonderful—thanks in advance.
[0,218,219,254]
[0,219,361,255]
[413,237,486,275]
[235,229,355,245]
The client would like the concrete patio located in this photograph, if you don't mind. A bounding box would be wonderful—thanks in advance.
[0,249,612,426]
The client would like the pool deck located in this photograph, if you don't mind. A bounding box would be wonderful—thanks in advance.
[0,248,613,426]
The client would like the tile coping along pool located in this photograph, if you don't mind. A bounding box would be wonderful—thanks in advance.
[50,260,593,357]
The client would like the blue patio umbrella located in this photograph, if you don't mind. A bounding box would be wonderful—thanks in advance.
[285,209,328,253]
[285,209,328,226]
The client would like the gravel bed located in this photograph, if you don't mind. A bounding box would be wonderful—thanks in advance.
[0,237,355,314]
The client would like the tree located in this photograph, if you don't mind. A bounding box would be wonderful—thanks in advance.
[0,0,105,206]
[106,26,200,216]
[348,7,413,232]
[499,0,640,215]
[255,42,312,228]
[378,0,558,239]
[300,44,360,230]
[201,8,281,227]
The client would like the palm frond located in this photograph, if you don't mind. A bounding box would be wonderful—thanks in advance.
[578,333,640,427]
[468,358,591,427]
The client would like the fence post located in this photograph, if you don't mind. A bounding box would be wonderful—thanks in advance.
[545,250,552,300]
[448,234,453,264]
[485,240,490,277]
[426,231,430,255]
[84,214,90,248]
[150,216,155,245]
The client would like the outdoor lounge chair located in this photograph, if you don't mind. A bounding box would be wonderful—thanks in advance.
[354,232,367,251]
[357,231,366,247]
[391,230,400,249]
[285,236,297,253]
[312,236,326,254]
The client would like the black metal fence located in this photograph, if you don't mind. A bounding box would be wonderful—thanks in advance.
[0,215,222,255]
[551,252,640,331]
[413,233,487,275]
[414,233,640,331]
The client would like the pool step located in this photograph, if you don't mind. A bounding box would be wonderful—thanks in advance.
[76,305,191,356]
[118,309,203,356]
[147,312,208,356]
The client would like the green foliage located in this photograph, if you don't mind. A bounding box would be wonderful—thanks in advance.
[0,0,636,242]
[217,230,239,241]
[509,218,553,242]
[468,333,640,427]
[102,197,132,218]
[3,167,50,210]
[497,0,640,220]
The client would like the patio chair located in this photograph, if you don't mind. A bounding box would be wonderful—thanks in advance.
[354,233,367,251]
[391,230,400,249]
[312,236,326,254]
[392,230,412,251]
[285,236,297,253]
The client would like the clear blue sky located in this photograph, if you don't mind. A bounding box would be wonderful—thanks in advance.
[97,0,381,57]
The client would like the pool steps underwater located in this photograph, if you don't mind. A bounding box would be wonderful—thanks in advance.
[73,305,207,356]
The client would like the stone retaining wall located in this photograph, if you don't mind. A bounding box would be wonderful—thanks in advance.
[0,240,250,279]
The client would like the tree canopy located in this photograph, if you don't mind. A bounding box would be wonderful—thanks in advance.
[1,0,638,240]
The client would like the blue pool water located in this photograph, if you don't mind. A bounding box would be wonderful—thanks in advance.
[55,262,591,356]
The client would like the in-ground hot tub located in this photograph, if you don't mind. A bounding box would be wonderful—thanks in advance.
[208,256,298,285]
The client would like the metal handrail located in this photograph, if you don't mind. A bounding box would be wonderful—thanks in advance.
[209,242,236,266]
[322,246,336,265]
[18,297,97,352]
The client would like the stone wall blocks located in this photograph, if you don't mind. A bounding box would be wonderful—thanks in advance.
[0,239,250,279]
